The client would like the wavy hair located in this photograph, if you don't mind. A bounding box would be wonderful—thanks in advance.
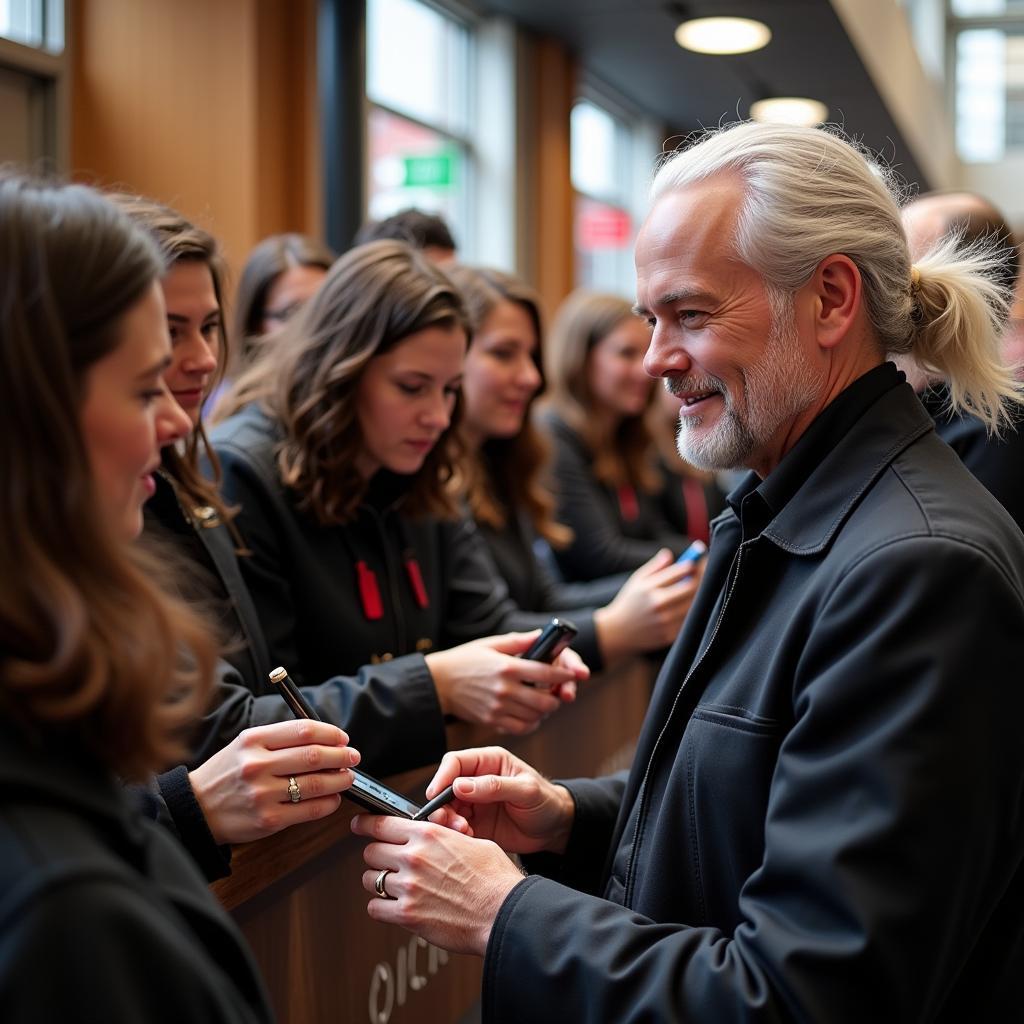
[540,289,660,491]
[215,240,469,524]
[0,176,216,779]
[447,265,572,548]
[651,121,1023,433]
[231,232,335,374]
[106,193,239,531]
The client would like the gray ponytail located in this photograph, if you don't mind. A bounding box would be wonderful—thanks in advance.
[651,122,1023,433]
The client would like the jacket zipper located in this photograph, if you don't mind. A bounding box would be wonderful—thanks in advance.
[367,506,406,657]
[622,538,750,906]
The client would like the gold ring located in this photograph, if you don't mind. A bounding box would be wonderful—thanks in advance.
[374,867,396,900]
[287,775,302,803]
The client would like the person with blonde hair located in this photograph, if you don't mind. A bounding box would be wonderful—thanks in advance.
[351,122,1024,1022]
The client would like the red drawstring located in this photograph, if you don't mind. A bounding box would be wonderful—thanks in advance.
[356,560,384,620]
[404,556,429,610]
[618,484,639,523]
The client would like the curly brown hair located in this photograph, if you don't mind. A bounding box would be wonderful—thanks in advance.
[0,176,216,780]
[446,265,572,548]
[215,240,469,524]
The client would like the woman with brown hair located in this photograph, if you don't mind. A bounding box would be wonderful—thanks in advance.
[0,176,279,1020]
[231,232,335,376]
[212,240,585,737]
[449,265,701,667]
[539,289,692,581]
[115,198,465,779]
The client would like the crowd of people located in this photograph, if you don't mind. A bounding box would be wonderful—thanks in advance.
[2,119,1023,1021]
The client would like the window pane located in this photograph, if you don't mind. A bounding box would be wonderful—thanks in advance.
[952,0,1024,15]
[0,0,41,48]
[575,195,636,298]
[571,101,623,202]
[956,28,1009,161]
[367,0,468,136]
[367,106,467,249]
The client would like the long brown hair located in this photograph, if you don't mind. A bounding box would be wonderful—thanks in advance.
[541,289,659,491]
[0,176,216,780]
[106,193,237,532]
[447,265,571,547]
[231,232,335,375]
[215,240,468,525]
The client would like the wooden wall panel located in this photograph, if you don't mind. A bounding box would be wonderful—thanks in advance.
[517,31,576,322]
[69,0,320,282]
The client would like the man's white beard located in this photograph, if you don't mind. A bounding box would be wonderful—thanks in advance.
[673,290,825,471]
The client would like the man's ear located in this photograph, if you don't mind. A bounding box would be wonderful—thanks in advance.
[803,253,862,351]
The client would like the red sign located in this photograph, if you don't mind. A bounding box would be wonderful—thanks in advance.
[577,203,632,250]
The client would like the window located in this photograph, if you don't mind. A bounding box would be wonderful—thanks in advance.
[571,96,662,298]
[365,0,472,251]
[950,0,1024,161]
[0,0,63,52]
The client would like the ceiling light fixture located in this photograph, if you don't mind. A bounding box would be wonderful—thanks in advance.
[674,16,772,55]
[750,97,829,126]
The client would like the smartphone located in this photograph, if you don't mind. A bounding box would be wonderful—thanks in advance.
[520,617,578,687]
[269,666,424,819]
[675,540,707,568]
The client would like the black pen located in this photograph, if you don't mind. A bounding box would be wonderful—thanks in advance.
[411,784,456,821]
[269,665,322,721]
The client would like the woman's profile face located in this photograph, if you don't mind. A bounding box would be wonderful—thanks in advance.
[79,281,170,541]
[354,323,466,479]
[161,261,220,425]
[586,315,655,420]
[261,264,327,335]
[461,300,542,443]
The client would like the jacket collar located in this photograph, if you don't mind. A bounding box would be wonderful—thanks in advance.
[711,380,934,556]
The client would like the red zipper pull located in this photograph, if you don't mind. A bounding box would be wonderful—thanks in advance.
[356,560,383,620]
[404,556,429,610]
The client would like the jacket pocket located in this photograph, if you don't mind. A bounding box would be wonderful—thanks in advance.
[684,706,785,930]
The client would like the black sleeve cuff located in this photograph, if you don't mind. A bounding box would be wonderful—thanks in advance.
[156,765,233,882]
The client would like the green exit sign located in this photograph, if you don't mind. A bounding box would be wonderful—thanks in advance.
[402,153,455,188]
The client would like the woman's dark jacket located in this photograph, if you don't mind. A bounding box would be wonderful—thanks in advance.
[483,367,1024,1022]
[0,721,273,1023]
[478,506,625,669]
[210,405,546,685]
[540,411,689,581]
[144,472,449,785]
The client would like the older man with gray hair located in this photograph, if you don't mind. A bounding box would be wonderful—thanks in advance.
[353,122,1024,1023]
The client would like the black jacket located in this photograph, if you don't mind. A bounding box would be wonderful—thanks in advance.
[920,385,1024,534]
[0,721,273,1023]
[210,406,543,684]
[145,469,271,684]
[478,509,624,669]
[145,461,448,778]
[484,369,1024,1022]
[540,411,689,581]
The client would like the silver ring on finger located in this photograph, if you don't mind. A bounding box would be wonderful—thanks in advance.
[287,775,302,803]
[375,868,397,900]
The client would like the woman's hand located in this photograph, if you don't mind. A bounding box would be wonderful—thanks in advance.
[425,632,589,734]
[594,547,704,662]
[188,720,360,845]
[418,746,575,856]
[353,814,525,956]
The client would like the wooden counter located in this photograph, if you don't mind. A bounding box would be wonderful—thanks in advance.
[212,659,654,1024]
